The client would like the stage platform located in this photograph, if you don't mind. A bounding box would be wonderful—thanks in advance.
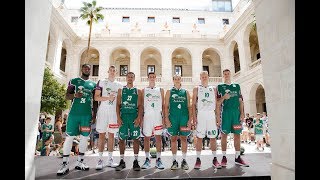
[35,153,271,179]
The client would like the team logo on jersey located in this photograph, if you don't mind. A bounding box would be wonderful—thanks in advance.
[171,94,179,99]
[106,88,111,92]
[233,84,236,87]
[146,93,152,97]
[123,101,129,105]
[225,89,230,93]
[132,90,136,94]
[209,88,212,91]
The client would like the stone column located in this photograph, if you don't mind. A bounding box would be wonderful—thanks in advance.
[190,48,202,84]
[26,0,52,179]
[160,47,172,85]
[130,49,141,82]
[253,0,295,179]
[237,35,249,72]
[46,34,57,68]
[98,48,112,80]
[53,36,63,73]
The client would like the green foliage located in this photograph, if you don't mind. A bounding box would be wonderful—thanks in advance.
[40,67,68,115]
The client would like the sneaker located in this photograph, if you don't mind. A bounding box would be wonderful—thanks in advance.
[235,155,249,167]
[133,159,141,171]
[96,159,104,170]
[212,157,222,169]
[221,156,227,167]
[115,159,126,171]
[170,160,179,170]
[141,158,151,169]
[57,162,69,176]
[156,158,165,169]
[181,159,189,170]
[75,161,89,171]
[194,157,201,169]
[106,157,119,168]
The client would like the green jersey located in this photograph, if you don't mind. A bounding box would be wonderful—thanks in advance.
[120,86,138,114]
[254,119,264,134]
[217,83,242,109]
[169,87,188,115]
[41,123,53,140]
[68,77,96,115]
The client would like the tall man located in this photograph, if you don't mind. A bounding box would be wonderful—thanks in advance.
[57,64,98,175]
[115,72,142,171]
[141,72,165,169]
[216,69,249,167]
[193,71,221,169]
[94,65,122,170]
[164,74,192,170]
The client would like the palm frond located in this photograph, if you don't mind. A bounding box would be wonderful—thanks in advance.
[92,0,96,7]
[87,19,91,25]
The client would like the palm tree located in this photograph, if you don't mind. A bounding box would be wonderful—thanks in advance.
[79,0,104,62]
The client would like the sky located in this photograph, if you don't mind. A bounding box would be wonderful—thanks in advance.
[64,0,240,10]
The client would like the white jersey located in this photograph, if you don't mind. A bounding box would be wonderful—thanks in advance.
[197,85,216,111]
[144,87,162,112]
[96,79,122,108]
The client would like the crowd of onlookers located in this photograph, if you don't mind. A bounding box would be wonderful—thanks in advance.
[35,112,270,156]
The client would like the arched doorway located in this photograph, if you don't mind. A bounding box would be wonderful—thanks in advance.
[80,47,100,82]
[249,83,266,114]
[110,48,130,82]
[202,48,222,77]
[140,47,162,82]
[171,47,192,82]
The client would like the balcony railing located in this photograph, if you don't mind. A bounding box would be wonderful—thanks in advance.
[249,59,261,69]
[115,77,127,82]
[209,77,222,83]
[141,77,162,82]
[181,77,192,82]
[90,76,98,82]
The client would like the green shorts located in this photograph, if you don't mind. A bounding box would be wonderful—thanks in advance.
[167,114,191,136]
[221,108,242,135]
[119,113,140,140]
[66,114,92,136]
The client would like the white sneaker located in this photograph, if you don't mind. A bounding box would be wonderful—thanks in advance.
[106,157,119,168]
[96,159,104,170]
[57,162,69,176]
[75,161,89,171]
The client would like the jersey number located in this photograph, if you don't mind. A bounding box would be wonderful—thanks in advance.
[127,96,132,101]
[133,130,138,136]
[177,104,181,109]
[80,98,86,103]
[205,93,209,98]
[151,103,154,108]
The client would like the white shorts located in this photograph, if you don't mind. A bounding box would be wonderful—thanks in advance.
[143,111,163,137]
[255,134,264,141]
[196,111,218,138]
[96,105,119,134]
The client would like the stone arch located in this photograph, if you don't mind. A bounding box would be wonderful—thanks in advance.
[202,48,222,77]
[79,47,100,77]
[171,47,192,77]
[109,47,131,77]
[140,46,162,77]
[249,83,266,114]
[229,40,240,73]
